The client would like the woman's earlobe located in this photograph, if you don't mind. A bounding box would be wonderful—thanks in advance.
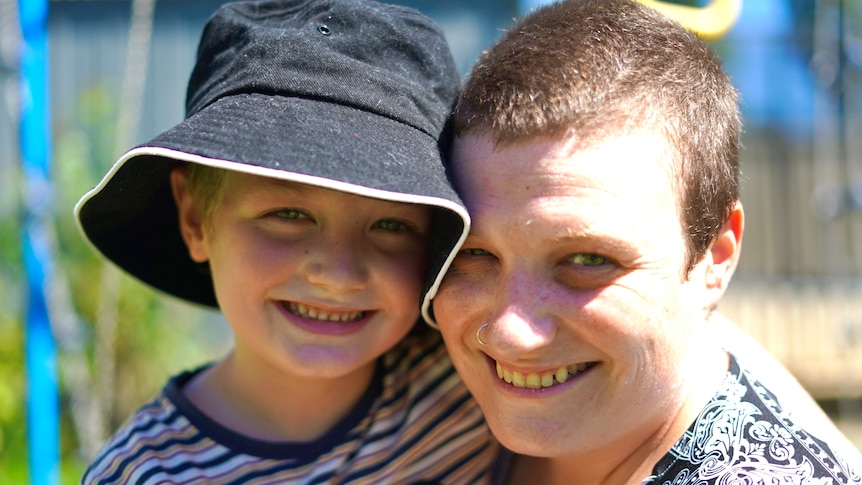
[170,166,210,263]
[705,201,744,291]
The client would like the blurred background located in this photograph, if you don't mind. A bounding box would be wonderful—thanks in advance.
[0,0,860,482]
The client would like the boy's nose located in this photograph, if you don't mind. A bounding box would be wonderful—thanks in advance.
[303,238,369,293]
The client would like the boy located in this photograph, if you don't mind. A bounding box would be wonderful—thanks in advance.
[76,0,496,482]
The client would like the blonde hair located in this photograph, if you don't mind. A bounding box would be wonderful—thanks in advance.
[184,163,227,222]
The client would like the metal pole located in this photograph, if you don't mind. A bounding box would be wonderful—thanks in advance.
[19,0,59,482]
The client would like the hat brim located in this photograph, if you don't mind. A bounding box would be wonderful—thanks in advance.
[75,93,468,325]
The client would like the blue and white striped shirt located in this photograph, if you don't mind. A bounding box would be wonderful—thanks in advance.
[82,328,498,484]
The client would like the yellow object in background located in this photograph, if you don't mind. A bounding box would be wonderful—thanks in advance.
[637,0,742,39]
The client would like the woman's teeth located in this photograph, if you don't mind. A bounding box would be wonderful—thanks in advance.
[287,302,363,322]
[496,361,593,389]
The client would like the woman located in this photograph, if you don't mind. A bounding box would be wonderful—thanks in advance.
[423,0,862,483]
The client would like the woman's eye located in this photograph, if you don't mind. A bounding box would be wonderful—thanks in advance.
[569,253,608,266]
[460,248,491,256]
[374,219,410,232]
[273,209,308,220]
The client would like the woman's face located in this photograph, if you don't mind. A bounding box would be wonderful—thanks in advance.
[433,129,729,463]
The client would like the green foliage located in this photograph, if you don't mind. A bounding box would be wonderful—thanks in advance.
[2,82,231,482]
[0,315,26,484]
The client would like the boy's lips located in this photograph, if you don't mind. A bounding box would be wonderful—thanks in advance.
[279,301,373,336]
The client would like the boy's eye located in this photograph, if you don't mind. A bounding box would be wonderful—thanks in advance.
[569,253,608,266]
[374,219,410,232]
[273,209,308,220]
[460,248,491,256]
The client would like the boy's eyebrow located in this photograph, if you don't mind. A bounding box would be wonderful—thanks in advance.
[247,177,312,195]
[246,177,426,212]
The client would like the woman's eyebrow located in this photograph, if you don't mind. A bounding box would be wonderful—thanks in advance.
[546,225,634,245]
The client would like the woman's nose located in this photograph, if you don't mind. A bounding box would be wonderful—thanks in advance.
[483,273,557,358]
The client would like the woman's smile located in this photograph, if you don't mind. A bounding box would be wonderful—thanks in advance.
[492,358,598,390]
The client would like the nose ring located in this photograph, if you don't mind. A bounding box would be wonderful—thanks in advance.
[476,323,489,346]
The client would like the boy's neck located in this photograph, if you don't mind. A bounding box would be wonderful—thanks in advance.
[183,349,377,442]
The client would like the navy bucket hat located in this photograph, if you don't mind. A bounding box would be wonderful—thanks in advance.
[75,0,468,326]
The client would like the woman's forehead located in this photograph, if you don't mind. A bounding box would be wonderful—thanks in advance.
[452,129,677,203]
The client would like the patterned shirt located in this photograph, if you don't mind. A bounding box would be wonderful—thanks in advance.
[82,328,499,484]
[645,355,861,484]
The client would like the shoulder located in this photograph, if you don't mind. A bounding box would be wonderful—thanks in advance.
[734,358,862,482]
[380,325,479,421]
[649,355,862,484]
[81,368,226,485]
[383,324,450,386]
[81,389,191,485]
[348,325,499,483]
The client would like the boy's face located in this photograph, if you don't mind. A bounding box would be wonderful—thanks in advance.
[173,169,431,380]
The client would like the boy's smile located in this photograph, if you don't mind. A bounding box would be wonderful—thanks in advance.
[280,300,371,336]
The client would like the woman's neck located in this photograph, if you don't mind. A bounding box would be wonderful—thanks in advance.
[507,440,667,485]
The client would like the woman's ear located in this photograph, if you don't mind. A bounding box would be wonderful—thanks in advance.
[170,166,210,263]
[704,201,744,300]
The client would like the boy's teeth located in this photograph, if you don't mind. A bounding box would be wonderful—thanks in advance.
[289,302,362,322]
[495,362,593,389]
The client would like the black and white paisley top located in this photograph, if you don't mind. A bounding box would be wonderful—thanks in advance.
[646,355,860,484]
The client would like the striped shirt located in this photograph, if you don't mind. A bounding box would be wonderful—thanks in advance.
[82,328,499,484]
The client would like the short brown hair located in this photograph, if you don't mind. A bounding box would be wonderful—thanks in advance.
[453,0,741,271]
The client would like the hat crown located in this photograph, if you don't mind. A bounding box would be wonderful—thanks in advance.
[187,0,461,138]
[75,0,469,313]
